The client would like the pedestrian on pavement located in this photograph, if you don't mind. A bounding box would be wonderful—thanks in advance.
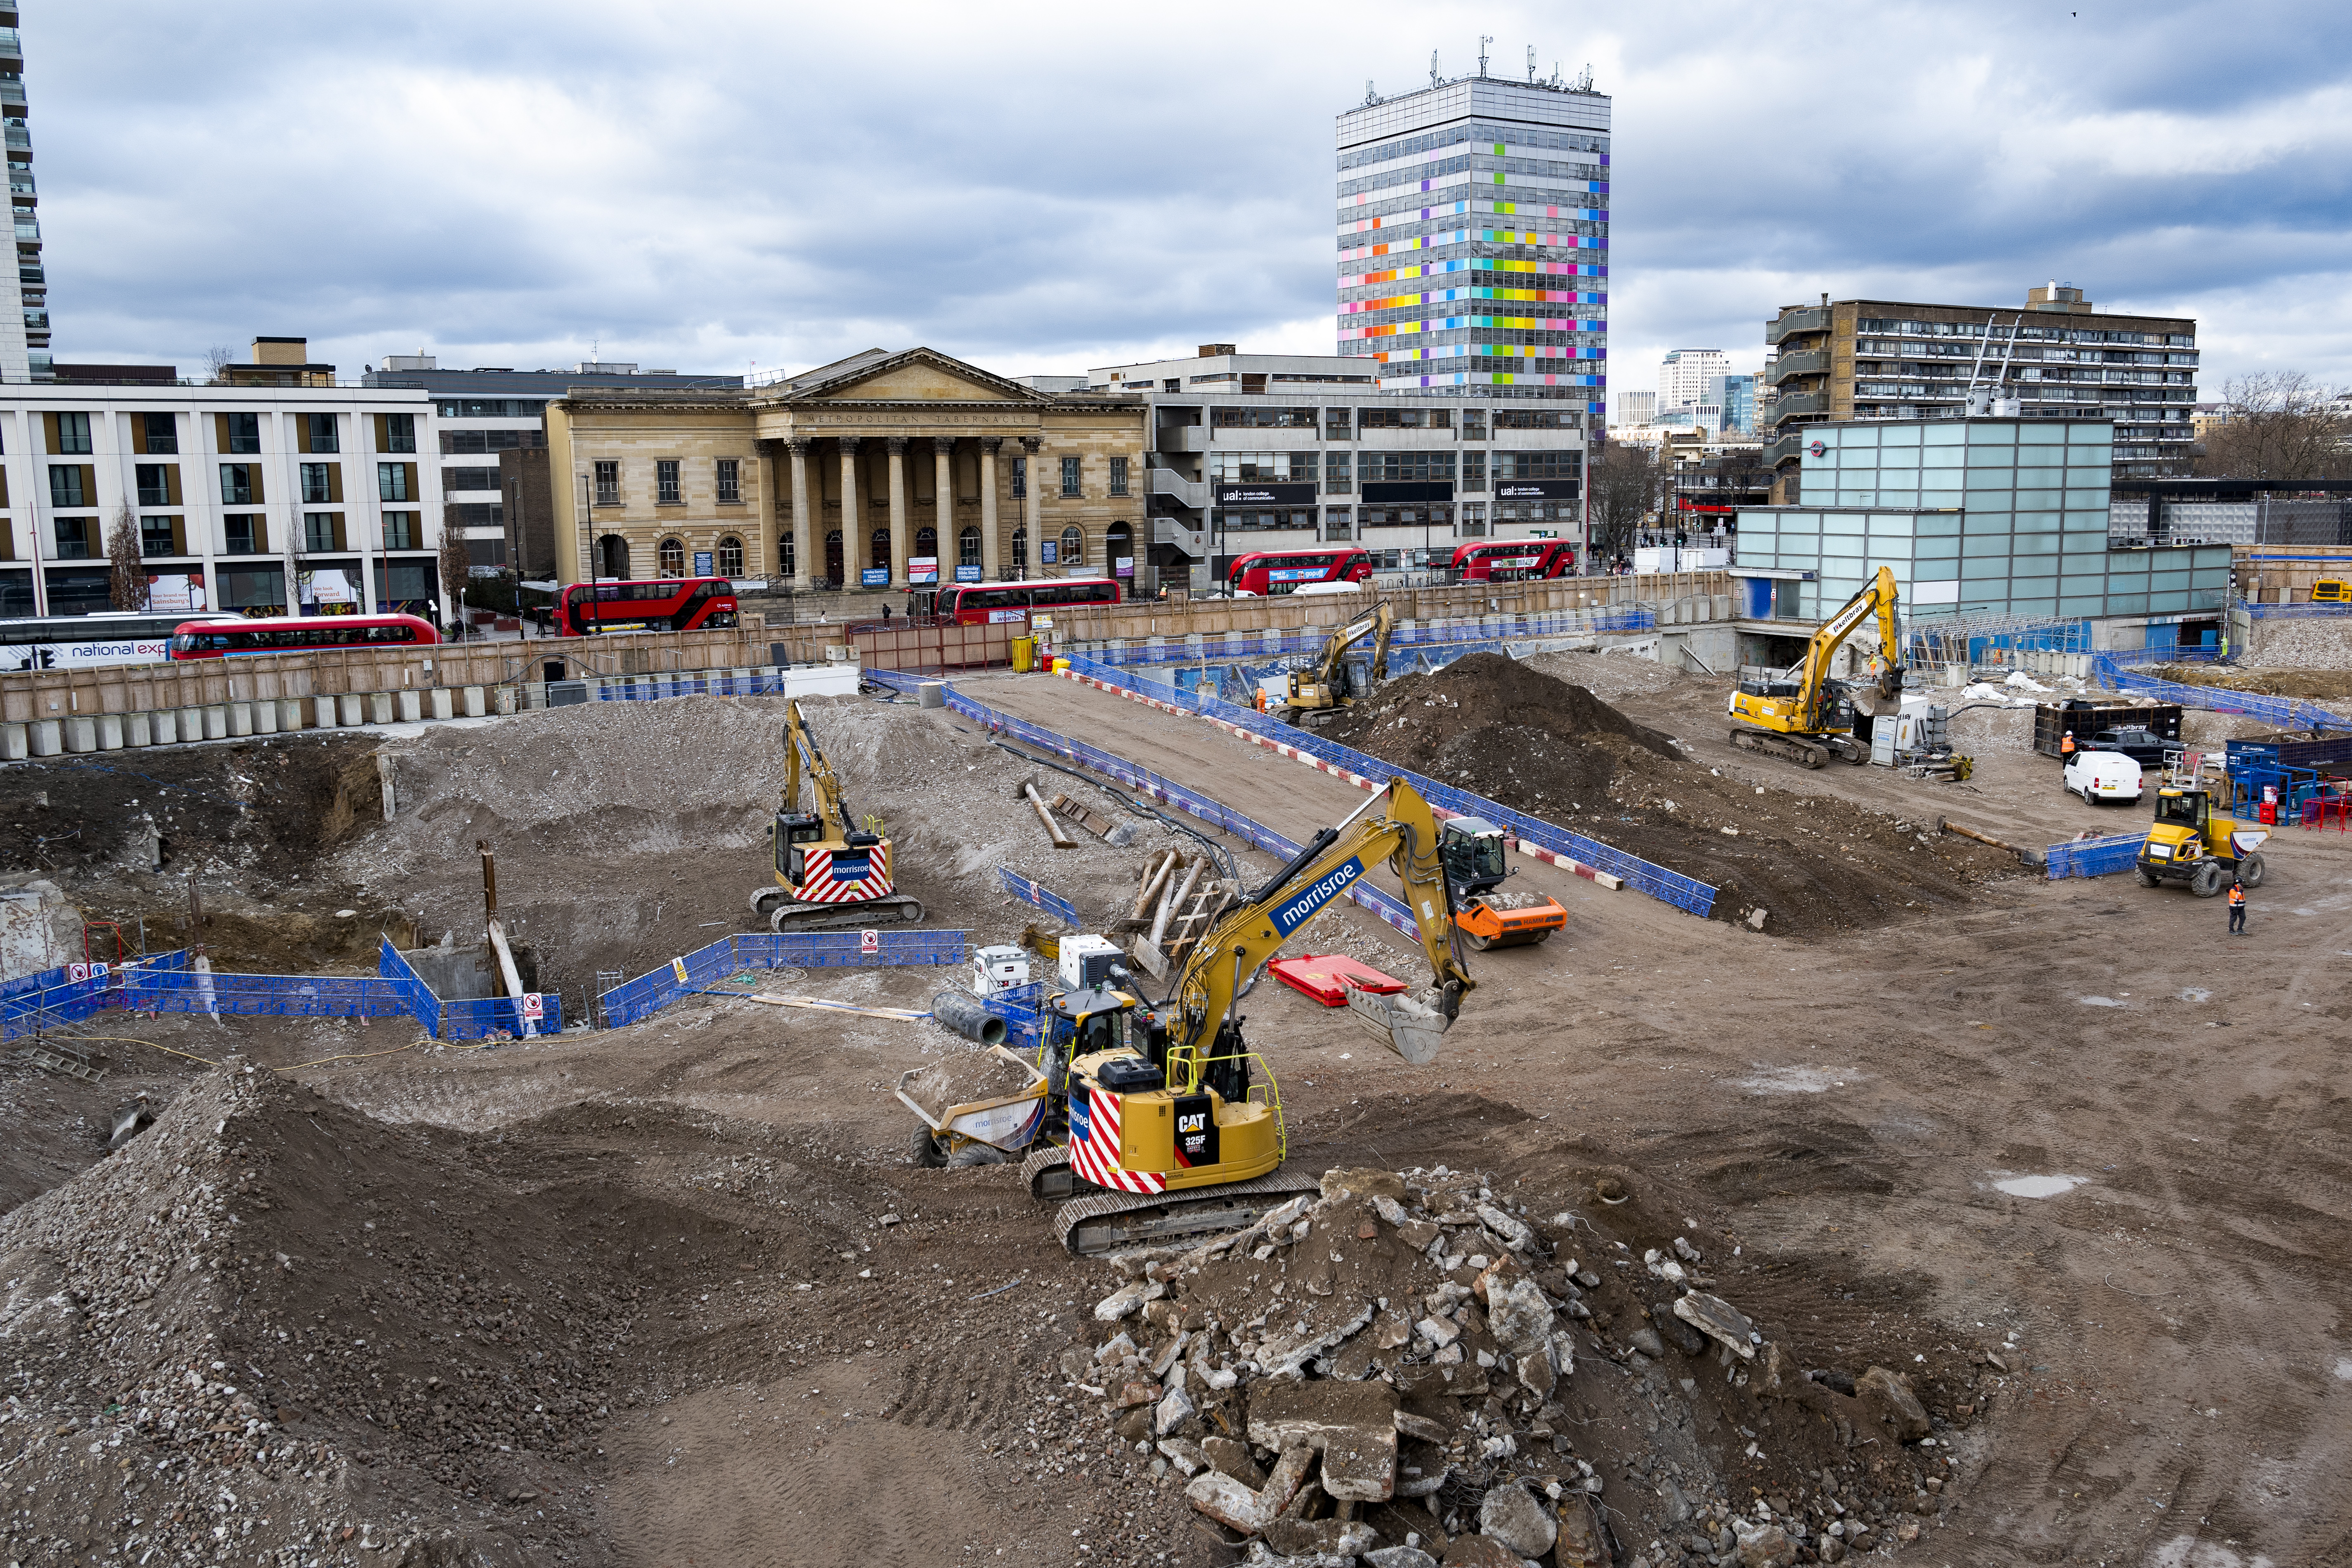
[2228,874,2247,935]
[881,602,893,627]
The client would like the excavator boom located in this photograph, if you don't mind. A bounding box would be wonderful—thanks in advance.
[1728,564,1903,767]
[1287,600,1396,717]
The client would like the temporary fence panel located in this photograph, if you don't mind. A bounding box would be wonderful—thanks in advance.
[125,968,417,1020]
[1046,655,1718,918]
[442,992,564,1041]
[2096,654,2352,734]
[597,928,972,1029]
[1087,606,1658,669]
[3,951,190,1041]
[378,943,442,1038]
[998,866,1083,927]
[2045,832,2149,880]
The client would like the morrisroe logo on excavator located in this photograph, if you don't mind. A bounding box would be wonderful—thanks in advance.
[1272,857,1365,937]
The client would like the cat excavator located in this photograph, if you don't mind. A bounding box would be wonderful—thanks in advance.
[1728,564,1905,769]
[748,700,925,932]
[1019,776,1475,1255]
[1282,599,1395,724]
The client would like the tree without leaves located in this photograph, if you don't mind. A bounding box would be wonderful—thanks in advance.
[1588,438,1662,563]
[438,520,473,633]
[202,345,236,385]
[106,502,150,612]
[2191,371,2351,480]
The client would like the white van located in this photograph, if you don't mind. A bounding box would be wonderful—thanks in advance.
[2064,750,2144,806]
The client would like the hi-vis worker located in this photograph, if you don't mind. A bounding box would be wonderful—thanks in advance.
[2059,729,2076,773]
[2228,875,2248,935]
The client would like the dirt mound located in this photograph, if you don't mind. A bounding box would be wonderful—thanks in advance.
[339,695,1203,1001]
[1071,1149,1983,1565]
[1326,653,2013,939]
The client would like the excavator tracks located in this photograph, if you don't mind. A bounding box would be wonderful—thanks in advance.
[1052,1171,1321,1257]
[758,893,926,933]
[1729,727,1829,769]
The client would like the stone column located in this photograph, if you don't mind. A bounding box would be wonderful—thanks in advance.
[837,437,861,585]
[979,437,1003,579]
[931,438,954,583]
[886,436,910,588]
[785,438,813,589]
[1021,435,1045,575]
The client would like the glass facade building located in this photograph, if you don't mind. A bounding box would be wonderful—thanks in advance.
[2,7,45,381]
[1736,417,2230,623]
[1335,75,1608,411]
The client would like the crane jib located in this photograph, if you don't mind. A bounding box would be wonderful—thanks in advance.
[1272,857,1366,936]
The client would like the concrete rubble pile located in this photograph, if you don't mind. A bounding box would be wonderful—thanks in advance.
[1068,1165,1964,1568]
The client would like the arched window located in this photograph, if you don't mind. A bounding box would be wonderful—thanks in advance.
[716,535,744,577]
[1059,526,1084,569]
[914,526,937,567]
[824,529,844,586]
[958,525,981,568]
[870,527,891,571]
[596,535,630,578]
[778,531,796,579]
[657,537,686,576]
[1010,527,1028,576]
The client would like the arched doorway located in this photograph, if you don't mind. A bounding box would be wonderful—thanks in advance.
[824,530,844,586]
[870,527,891,575]
[596,534,630,579]
[914,525,937,573]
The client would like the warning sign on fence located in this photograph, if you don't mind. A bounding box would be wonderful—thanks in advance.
[671,957,690,982]
[520,993,545,1020]
[860,929,879,954]
[66,963,107,983]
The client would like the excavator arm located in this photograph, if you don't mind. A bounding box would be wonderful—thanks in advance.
[1309,601,1395,688]
[781,700,854,835]
[1792,565,1902,728]
[1167,777,1471,1080]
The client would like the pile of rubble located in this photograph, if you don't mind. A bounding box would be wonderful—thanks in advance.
[1070,1166,1968,1568]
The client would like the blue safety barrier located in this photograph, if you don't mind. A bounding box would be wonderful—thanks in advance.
[2045,832,2149,880]
[126,966,417,1020]
[596,928,972,1029]
[998,866,1082,927]
[587,668,859,701]
[378,943,442,1037]
[1031,655,1718,919]
[1085,606,1657,669]
[981,980,1049,1052]
[2242,601,2352,621]
[2096,653,2352,734]
[2,952,192,1041]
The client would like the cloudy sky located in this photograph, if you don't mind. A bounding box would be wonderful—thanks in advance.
[34,1,2352,408]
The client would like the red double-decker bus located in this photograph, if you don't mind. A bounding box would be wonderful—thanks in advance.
[555,578,738,636]
[1450,539,1577,582]
[168,613,439,658]
[934,577,1122,625]
[1224,548,1375,596]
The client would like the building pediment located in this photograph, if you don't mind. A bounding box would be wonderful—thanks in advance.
[790,347,1049,406]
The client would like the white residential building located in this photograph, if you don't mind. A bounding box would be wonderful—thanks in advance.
[1612,389,1656,427]
[0,366,442,619]
[1658,348,1730,415]
[3,6,48,381]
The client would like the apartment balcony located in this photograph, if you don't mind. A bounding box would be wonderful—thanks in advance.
[1764,431,1808,466]
[1771,391,1827,421]
[0,28,22,59]
[1765,307,1829,346]
[1770,349,1828,385]
[1149,466,1206,509]
[4,125,28,151]
[0,83,23,108]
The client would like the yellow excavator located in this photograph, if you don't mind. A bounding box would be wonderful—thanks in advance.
[1728,564,1905,769]
[1282,599,1395,724]
[749,699,925,932]
[1018,776,1473,1254]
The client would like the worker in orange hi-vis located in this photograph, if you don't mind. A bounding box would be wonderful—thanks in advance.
[2228,874,2247,936]
[2059,728,2075,774]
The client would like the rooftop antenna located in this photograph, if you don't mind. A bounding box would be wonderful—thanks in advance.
[1478,35,1492,78]
[1526,45,1537,82]
[1573,63,1594,92]
[1430,50,1442,90]
[1363,78,1379,106]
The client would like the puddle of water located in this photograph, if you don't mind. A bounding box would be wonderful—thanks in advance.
[2177,986,2212,1003]
[2336,1358,2352,1383]
[1737,1064,1855,1094]
[2079,996,2125,1007]
[1993,1173,2087,1199]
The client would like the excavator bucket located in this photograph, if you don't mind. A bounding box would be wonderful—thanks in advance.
[1342,980,1451,1067]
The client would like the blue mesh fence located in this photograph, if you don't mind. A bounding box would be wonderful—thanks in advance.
[2045,832,2149,880]
[126,968,418,1020]
[998,866,1082,927]
[443,992,564,1040]
[1085,606,1657,668]
[4,952,190,1041]
[2096,654,2352,734]
[1050,655,1718,918]
[2243,602,2352,621]
[589,669,847,701]
[981,980,1048,1052]
[378,943,441,1037]
[597,929,972,1029]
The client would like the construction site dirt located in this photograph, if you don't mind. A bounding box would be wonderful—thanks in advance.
[2,674,2348,1568]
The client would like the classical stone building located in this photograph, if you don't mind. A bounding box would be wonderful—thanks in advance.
[544,348,1148,592]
